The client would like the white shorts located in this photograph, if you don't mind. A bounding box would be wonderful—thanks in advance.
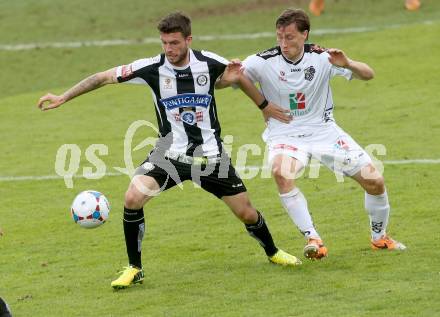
[267,124,372,176]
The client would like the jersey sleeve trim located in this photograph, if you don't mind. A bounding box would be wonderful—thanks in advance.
[116,54,163,83]
[200,50,229,66]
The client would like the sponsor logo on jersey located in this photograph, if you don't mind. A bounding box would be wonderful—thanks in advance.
[304,66,316,81]
[174,111,204,125]
[163,78,173,89]
[160,93,212,110]
[279,70,287,82]
[289,92,311,116]
[289,92,306,109]
[273,144,298,151]
[334,139,350,150]
[121,65,133,79]
[291,68,301,72]
[196,74,208,86]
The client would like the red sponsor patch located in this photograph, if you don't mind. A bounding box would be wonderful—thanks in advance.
[296,93,305,109]
[337,140,349,150]
[121,64,133,79]
[273,144,298,151]
[174,111,204,122]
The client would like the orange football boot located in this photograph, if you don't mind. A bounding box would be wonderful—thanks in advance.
[371,235,406,250]
[304,238,328,260]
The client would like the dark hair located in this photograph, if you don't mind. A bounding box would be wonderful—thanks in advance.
[276,8,310,33]
[157,12,191,37]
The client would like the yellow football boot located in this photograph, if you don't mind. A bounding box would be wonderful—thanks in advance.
[269,249,302,266]
[111,265,144,289]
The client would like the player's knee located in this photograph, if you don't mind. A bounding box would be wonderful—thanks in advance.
[365,176,385,195]
[272,166,295,190]
[236,201,258,223]
[124,189,144,210]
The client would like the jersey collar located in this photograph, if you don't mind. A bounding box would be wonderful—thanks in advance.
[281,48,304,65]
[165,49,195,70]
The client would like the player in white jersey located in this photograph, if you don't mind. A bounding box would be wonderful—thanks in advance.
[237,8,406,259]
[37,12,301,289]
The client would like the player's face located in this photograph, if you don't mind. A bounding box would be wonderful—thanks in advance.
[160,32,192,67]
[276,23,308,61]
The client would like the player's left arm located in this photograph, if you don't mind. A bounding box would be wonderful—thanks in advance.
[327,48,374,80]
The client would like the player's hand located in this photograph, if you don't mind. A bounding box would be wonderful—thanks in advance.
[311,44,326,54]
[221,59,242,84]
[37,93,65,111]
[262,102,292,123]
[327,48,350,68]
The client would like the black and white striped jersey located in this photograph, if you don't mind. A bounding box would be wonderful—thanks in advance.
[116,49,228,157]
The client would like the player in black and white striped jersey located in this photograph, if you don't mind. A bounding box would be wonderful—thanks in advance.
[37,11,301,289]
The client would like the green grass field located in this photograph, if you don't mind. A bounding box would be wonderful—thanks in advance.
[1,0,440,316]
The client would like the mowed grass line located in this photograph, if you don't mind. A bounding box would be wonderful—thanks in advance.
[1,1,440,316]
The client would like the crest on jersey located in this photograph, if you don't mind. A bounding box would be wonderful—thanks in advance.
[196,74,208,86]
[304,66,316,81]
[174,111,203,124]
[181,111,196,125]
[163,78,173,89]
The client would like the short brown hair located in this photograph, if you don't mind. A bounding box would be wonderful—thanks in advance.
[276,8,310,34]
[157,12,192,37]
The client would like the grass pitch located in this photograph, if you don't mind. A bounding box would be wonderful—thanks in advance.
[1,1,439,316]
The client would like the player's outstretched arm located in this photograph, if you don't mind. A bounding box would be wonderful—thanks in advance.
[327,48,374,80]
[37,67,118,111]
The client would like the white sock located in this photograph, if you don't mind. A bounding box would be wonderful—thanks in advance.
[279,188,320,239]
[365,191,390,240]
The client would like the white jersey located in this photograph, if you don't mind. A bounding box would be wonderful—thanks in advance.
[243,44,352,140]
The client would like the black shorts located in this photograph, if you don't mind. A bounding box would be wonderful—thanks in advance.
[134,152,247,199]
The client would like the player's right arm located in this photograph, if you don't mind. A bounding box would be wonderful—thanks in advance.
[240,55,292,123]
[37,67,117,111]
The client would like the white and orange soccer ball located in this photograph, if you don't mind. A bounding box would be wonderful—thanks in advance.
[71,190,110,228]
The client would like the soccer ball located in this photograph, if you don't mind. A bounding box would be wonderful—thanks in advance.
[71,190,110,228]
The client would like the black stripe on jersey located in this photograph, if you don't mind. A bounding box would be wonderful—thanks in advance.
[192,50,225,154]
[256,44,324,62]
[256,46,281,60]
[174,67,204,156]
[257,46,303,66]
[143,54,172,139]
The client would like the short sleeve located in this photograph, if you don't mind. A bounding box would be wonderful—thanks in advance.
[116,55,161,85]
[242,55,264,83]
[330,65,353,80]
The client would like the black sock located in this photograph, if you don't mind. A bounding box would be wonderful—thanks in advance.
[123,207,145,268]
[245,211,278,257]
